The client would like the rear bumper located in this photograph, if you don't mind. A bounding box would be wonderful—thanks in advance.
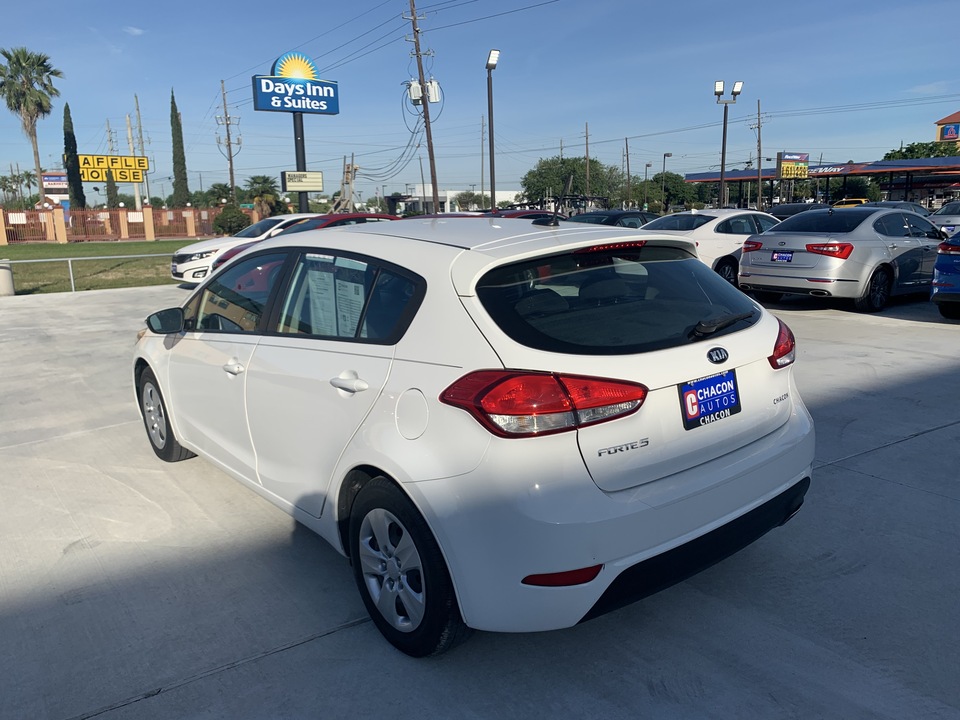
[581,475,809,622]
[739,272,860,298]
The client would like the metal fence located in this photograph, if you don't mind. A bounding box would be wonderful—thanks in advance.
[0,253,171,293]
[1,206,237,244]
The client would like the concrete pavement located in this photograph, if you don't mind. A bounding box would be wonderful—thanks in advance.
[0,286,957,719]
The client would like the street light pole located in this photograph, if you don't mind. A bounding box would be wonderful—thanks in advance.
[644,162,652,209]
[661,152,672,212]
[486,49,499,211]
[714,80,743,208]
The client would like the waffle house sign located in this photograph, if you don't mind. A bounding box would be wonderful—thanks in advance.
[78,154,150,183]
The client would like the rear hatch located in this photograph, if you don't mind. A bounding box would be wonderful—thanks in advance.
[464,240,796,493]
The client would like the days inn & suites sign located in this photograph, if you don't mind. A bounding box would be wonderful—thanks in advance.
[252,52,339,115]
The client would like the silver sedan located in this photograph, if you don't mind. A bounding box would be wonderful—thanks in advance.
[929,201,960,237]
[738,207,943,312]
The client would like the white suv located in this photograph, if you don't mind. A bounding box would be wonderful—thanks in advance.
[170,213,319,283]
[136,217,815,656]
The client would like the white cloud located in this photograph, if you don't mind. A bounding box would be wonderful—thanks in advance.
[123,26,145,36]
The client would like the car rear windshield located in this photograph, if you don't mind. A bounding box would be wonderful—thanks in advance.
[476,243,758,355]
[772,209,872,233]
[640,214,714,231]
[934,202,960,215]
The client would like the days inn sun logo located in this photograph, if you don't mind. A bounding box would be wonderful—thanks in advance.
[272,52,319,81]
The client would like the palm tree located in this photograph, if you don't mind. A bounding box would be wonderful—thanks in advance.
[20,169,36,201]
[208,183,233,205]
[244,175,280,217]
[0,174,12,205]
[0,47,63,203]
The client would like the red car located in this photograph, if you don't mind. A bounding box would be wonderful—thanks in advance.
[212,213,399,271]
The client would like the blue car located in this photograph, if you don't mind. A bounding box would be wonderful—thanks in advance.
[931,234,960,319]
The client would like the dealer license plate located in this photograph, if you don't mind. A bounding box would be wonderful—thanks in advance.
[771,251,793,263]
[679,370,741,431]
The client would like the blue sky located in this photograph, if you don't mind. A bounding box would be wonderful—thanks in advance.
[2,0,958,203]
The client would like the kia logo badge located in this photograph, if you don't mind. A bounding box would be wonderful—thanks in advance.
[707,347,729,364]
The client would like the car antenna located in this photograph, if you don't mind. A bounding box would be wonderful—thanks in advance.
[532,214,561,227]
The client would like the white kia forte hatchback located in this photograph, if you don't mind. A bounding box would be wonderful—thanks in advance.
[135,217,814,656]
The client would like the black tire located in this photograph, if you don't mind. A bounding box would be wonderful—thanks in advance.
[854,267,891,313]
[938,302,960,320]
[715,257,739,287]
[138,367,194,462]
[349,477,471,657]
[752,290,783,304]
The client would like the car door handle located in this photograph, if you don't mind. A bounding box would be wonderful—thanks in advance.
[222,361,245,375]
[330,374,369,393]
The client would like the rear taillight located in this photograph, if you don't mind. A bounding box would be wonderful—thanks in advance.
[768,319,796,369]
[938,241,960,255]
[742,240,764,253]
[440,371,648,437]
[805,242,854,259]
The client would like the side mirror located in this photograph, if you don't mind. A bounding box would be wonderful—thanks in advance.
[146,307,185,334]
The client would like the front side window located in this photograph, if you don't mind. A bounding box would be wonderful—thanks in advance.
[188,252,288,333]
[477,243,757,355]
[275,252,423,343]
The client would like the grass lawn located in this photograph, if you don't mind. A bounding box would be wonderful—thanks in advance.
[0,240,187,295]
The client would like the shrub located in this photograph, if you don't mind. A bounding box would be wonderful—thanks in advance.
[213,205,250,235]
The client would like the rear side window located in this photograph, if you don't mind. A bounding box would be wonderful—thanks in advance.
[774,209,872,233]
[275,252,423,343]
[477,243,758,355]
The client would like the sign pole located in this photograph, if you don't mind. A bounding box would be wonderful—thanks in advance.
[293,112,308,212]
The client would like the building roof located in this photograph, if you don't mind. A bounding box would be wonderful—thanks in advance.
[935,111,960,125]
[685,156,960,183]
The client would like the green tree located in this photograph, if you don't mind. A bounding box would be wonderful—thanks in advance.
[453,191,487,211]
[208,183,233,205]
[0,47,62,202]
[62,103,86,209]
[520,156,622,203]
[883,141,959,161]
[105,170,119,208]
[170,90,190,207]
[653,171,696,212]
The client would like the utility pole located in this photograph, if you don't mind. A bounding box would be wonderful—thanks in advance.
[755,100,763,210]
[406,0,440,213]
[625,138,631,208]
[216,80,240,201]
[134,94,151,202]
[126,114,141,210]
[585,122,590,198]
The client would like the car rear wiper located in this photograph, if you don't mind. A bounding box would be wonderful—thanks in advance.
[689,311,755,338]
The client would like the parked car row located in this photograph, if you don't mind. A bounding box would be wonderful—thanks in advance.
[173,204,956,319]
